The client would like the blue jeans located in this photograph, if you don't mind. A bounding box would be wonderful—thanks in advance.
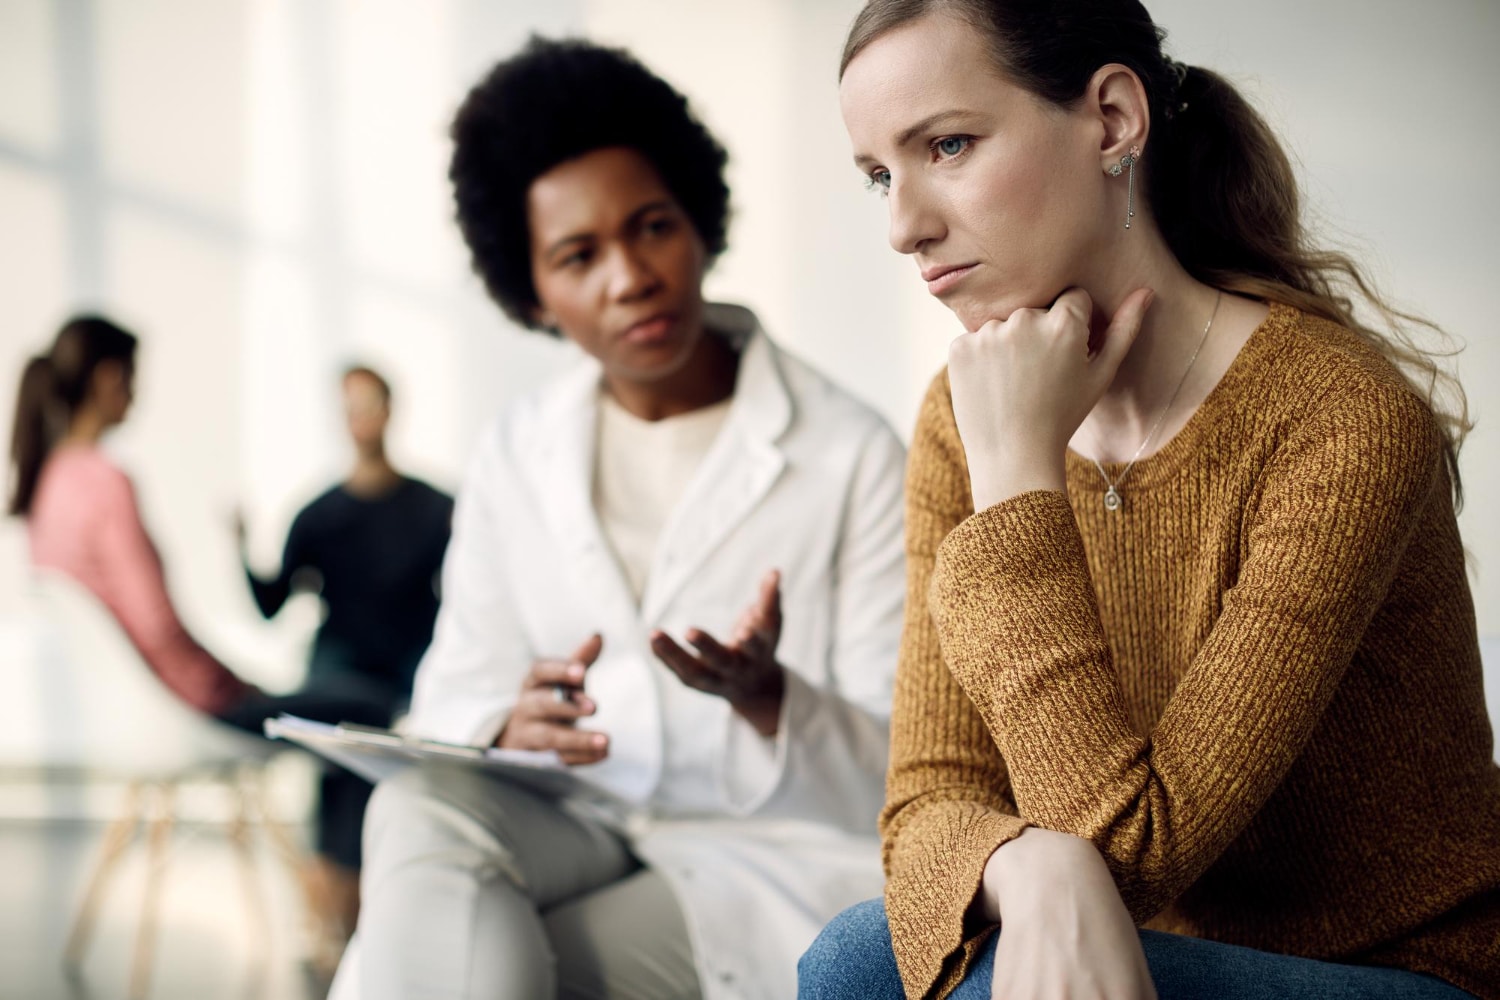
[798,899,1475,1000]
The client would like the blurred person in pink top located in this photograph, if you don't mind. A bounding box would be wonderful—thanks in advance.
[12,315,250,712]
[8,314,389,953]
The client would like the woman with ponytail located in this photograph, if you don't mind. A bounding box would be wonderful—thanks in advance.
[10,317,138,520]
[803,1,1500,998]
[10,315,389,948]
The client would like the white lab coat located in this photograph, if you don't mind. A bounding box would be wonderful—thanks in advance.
[404,304,906,999]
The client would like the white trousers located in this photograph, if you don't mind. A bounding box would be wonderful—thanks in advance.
[350,767,701,1000]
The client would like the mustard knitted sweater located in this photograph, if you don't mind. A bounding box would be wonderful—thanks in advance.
[883,303,1500,999]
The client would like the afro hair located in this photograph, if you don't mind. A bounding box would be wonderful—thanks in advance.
[449,37,732,332]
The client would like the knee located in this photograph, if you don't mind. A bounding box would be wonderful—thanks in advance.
[360,768,461,870]
[364,769,427,834]
[798,899,902,1000]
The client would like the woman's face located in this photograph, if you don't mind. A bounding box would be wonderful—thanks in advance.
[527,146,709,382]
[91,359,135,426]
[840,13,1109,332]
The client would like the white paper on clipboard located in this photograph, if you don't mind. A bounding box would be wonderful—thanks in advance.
[263,714,624,809]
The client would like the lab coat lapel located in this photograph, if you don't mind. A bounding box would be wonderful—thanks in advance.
[517,359,640,627]
[642,312,792,623]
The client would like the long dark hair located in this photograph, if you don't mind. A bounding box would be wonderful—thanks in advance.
[8,315,138,516]
[842,0,1468,502]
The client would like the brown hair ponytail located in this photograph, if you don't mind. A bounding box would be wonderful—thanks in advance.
[1151,63,1468,499]
[8,315,138,516]
[842,0,1469,502]
[10,357,61,516]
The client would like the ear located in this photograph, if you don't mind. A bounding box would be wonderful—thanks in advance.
[90,360,125,394]
[530,303,558,331]
[1087,63,1151,172]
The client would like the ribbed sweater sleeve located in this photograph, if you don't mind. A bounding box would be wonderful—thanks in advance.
[928,379,1442,921]
[880,372,1028,1000]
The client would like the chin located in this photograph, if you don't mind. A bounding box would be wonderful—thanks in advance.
[951,299,1012,334]
[950,286,1058,333]
[612,334,700,383]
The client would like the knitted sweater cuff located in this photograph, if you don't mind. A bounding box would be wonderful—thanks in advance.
[887,805,1028,999]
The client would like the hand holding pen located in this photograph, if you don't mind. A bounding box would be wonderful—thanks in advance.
[495,633,609,765]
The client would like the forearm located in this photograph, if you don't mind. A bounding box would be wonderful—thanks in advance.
[140,630,253,715]
[931,488,1414,918]
[241,556,292,618]
[932,495,1212,910]
[721,669,889,828]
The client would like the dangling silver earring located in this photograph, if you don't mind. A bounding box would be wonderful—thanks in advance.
[1107,145,1141,229]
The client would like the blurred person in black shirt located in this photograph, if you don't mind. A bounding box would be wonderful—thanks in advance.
[240,367,453,710]
[236,364,453,951]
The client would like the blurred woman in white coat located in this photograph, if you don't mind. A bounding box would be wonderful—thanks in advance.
[333,37,906,1000]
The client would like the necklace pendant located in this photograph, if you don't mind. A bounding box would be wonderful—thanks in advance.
[1103,486,1122,512]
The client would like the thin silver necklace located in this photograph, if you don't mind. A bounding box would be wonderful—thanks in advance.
[1092,290,1222,512]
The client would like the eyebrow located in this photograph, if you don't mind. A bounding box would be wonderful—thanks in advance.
[543,199,677,259]
[852,109,988,168]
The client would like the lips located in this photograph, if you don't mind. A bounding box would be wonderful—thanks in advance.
[922,262,978,296]
[620,313,677,345]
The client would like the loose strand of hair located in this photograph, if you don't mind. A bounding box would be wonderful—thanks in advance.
[1209,262,1469,507]
[1166,66,1469,506]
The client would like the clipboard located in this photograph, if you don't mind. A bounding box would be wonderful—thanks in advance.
[263,714,622,808]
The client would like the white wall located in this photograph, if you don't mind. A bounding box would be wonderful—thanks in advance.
[1,1,1497,694]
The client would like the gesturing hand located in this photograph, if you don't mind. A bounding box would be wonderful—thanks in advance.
[496,633,610,765]
[949,287,1154,511]
[650,569,786,737]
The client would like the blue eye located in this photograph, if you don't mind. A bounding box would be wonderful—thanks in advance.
[934,136,970,158]
[866,168,891,193]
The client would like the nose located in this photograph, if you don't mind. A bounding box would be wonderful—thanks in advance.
[606,242,661,303]
[887,175,944,256]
